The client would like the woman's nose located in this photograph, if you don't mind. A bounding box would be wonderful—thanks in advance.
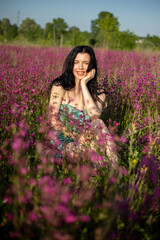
[79,62,83,69]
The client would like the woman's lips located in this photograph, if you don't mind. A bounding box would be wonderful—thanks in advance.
[76,71,85,76]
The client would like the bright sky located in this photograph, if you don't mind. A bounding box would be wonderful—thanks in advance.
[0,0,160,37]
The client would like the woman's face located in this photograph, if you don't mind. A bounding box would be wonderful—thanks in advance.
[73,53,91,81]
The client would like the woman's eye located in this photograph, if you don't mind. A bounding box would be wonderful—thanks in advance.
[74,61,89,65]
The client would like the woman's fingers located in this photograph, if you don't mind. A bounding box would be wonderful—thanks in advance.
[91,69,96,76]
[89,69,95,78]
[81,69,95,83]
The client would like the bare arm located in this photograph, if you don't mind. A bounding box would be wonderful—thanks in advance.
[81,69,106,120]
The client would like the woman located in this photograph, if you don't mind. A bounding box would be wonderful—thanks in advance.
[48,45,117,168]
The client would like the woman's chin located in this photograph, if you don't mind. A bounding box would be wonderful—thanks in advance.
[75,76,84,81]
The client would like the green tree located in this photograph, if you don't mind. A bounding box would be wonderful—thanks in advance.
[0,20,2,35]
[19,18,42,41]
[117,30,138,50]
[0,18,18,40]
[136,39,155,51]
[90,20,100,46]
[65,27,91,46]
[0,18,11,38]
[92,11,119,48]
[52,18,68,46]
[43,22,54,40]
[145,34,160,49]
[6,24,18,40]
[66,27,81,46]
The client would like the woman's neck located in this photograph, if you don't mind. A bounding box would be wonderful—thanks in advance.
[74,79,82,94]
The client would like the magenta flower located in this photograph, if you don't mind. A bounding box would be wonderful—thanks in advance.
[21,168,27,175]
[65,213,77,223]
[61,193,70,204]
[12,137,24,151]
[7,212,14,221]
[79,214,90,222]
[28,211,38,222]
[63,177,71,185]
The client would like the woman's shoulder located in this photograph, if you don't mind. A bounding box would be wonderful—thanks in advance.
[49,75,63,90]
[50,84,65,96]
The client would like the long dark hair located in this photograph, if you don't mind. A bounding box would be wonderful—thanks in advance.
[49,45,105,102]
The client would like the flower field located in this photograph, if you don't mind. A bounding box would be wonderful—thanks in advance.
[0,44,160,240]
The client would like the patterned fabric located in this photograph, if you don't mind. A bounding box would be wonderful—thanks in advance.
[57,103,91,148]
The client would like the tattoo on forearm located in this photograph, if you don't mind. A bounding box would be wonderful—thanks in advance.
[51,92,60,100]
[51,92,60,105]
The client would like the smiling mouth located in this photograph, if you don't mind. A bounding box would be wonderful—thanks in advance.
[76,71,85,76]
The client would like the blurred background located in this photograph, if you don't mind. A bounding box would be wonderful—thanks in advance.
[0,0,160,51]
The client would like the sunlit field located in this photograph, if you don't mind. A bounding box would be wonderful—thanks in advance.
[0,45,160,240]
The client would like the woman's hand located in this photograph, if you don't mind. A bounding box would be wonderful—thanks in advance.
[81,69,96,84]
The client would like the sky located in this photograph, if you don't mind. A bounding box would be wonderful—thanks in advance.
[0,0,160,37]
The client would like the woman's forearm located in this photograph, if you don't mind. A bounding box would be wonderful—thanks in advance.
[81,82,101,119]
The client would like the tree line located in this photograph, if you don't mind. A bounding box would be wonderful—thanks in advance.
[0,11,160,50]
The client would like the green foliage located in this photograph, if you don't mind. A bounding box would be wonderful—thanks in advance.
[136,34,160,51]
[43,22,54,40]
[19,18,42,41]
[117,30,138,50]
[43,18,68,46]
[6,24,18,40]
[0,18,18,40]
[65,27,91,47]
[53,18,68,37]
[91,11,120,48]
[136,39,156,51]
[1,18,11,33]
[1,13,160,51]
[52,17,68,46]
[146,34,160,48]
